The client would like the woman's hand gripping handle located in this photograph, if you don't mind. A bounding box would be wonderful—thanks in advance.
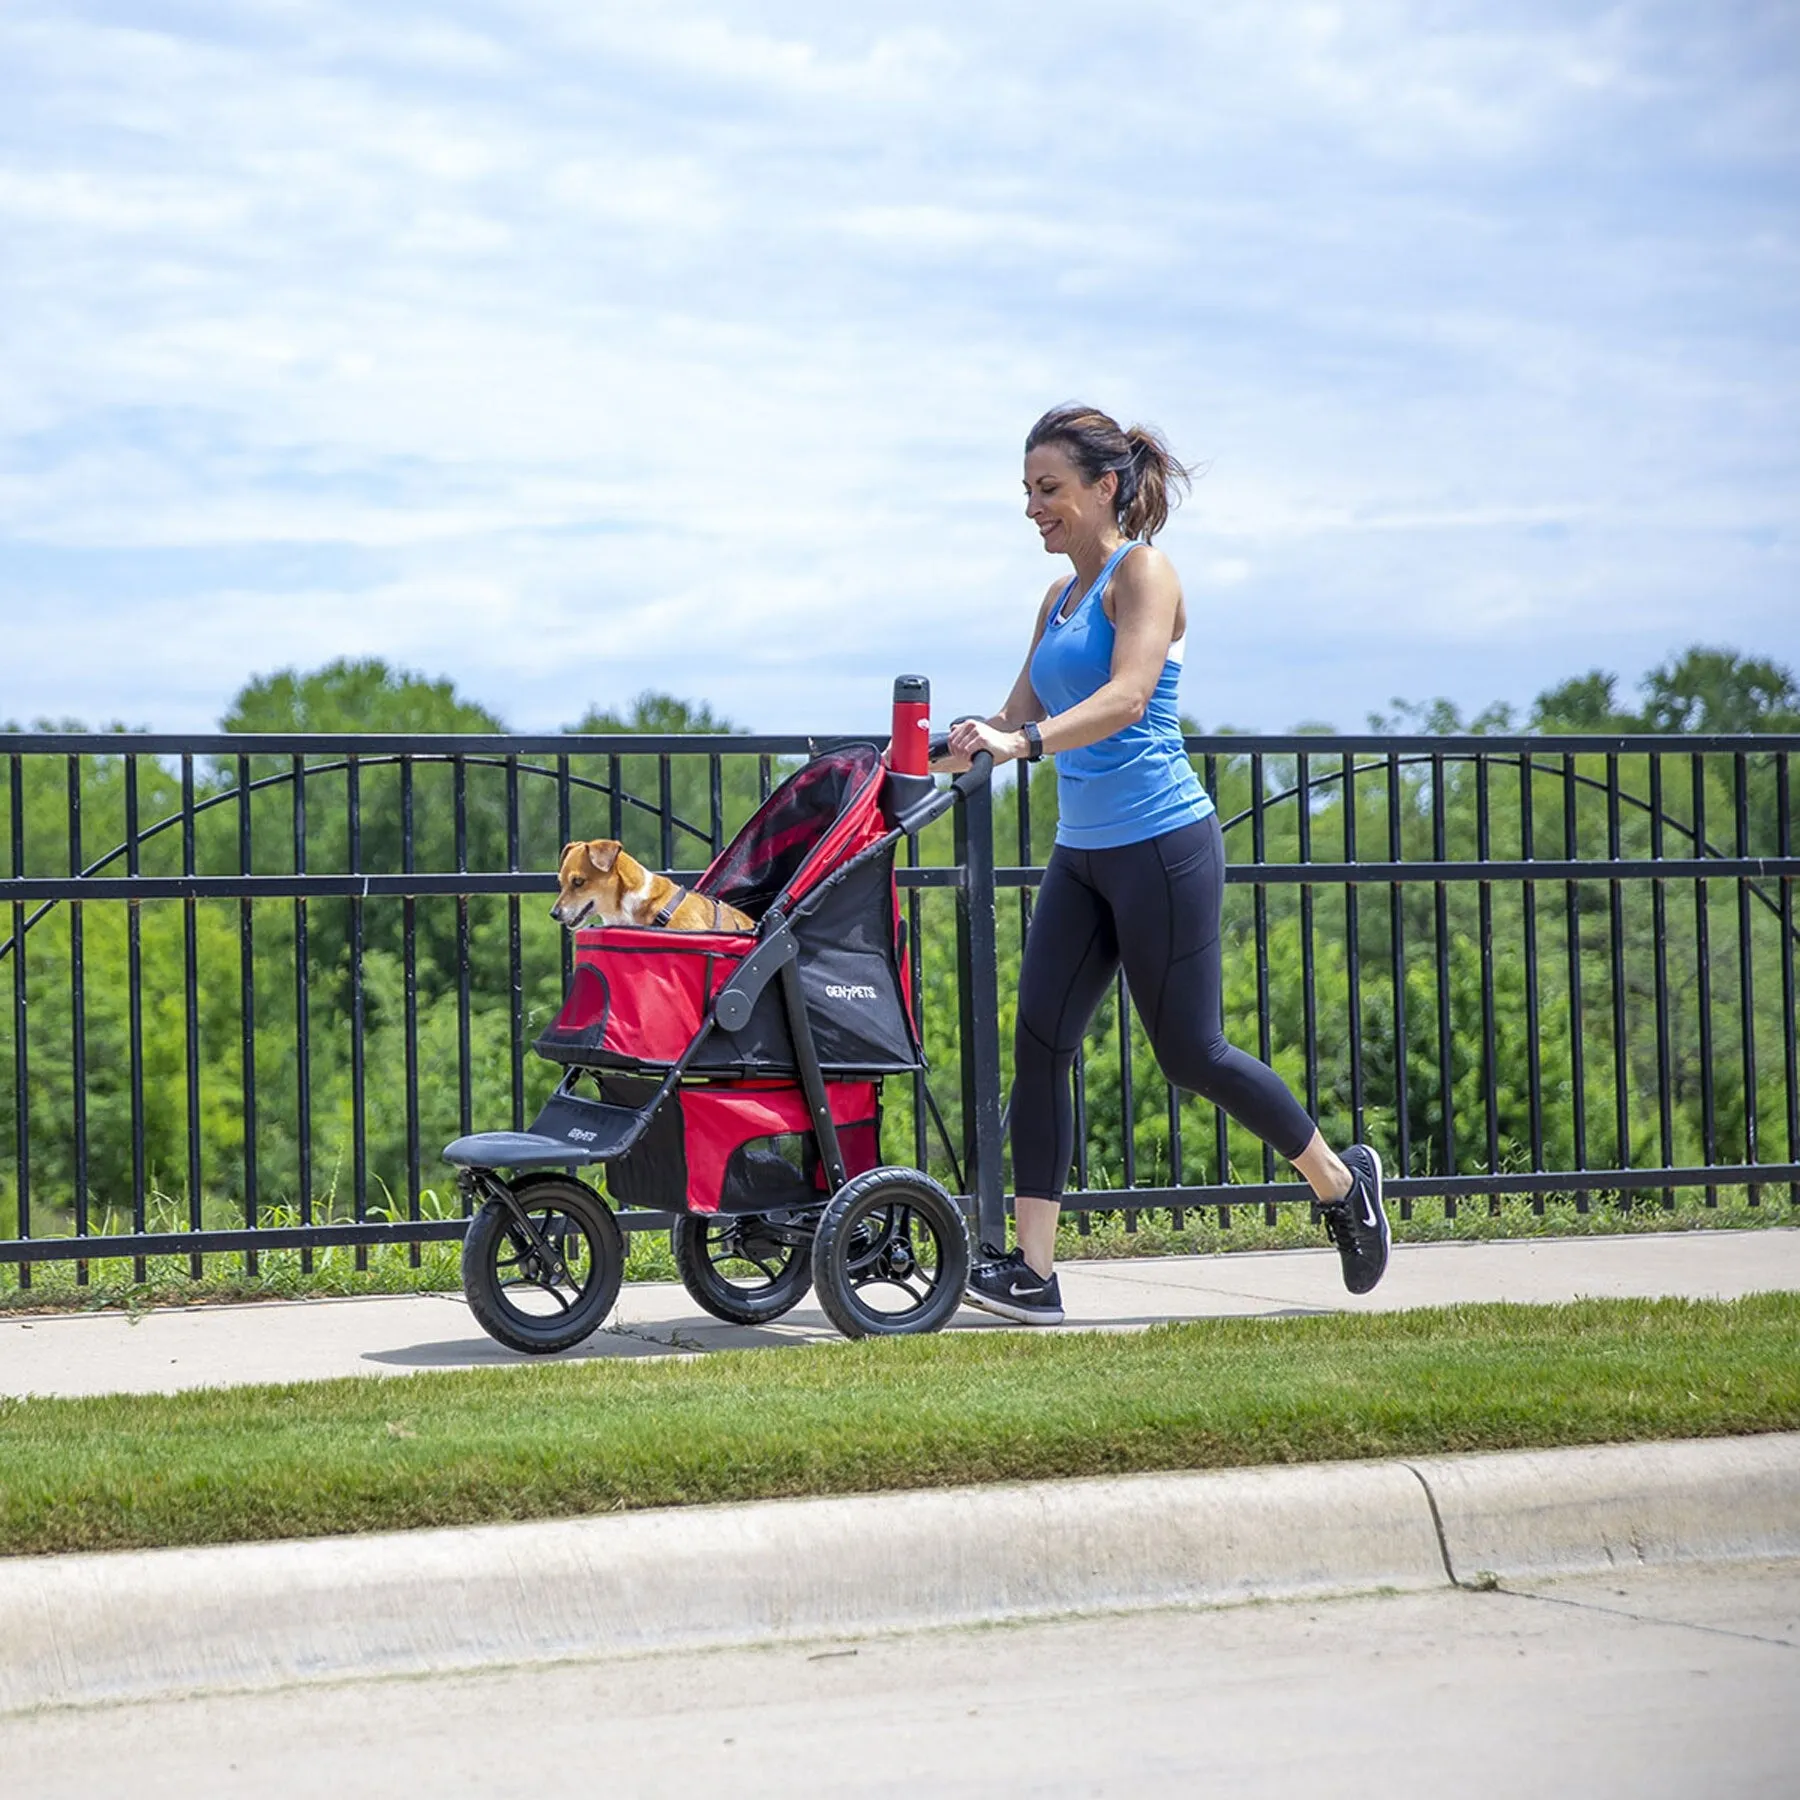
[930,716,1029,774]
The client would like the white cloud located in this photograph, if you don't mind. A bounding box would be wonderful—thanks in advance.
[0,0,1795,737]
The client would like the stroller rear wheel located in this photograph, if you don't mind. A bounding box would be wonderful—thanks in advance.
[811,1167,970,1340]
[672,1212,814,1324]
[462,1173,624,1354]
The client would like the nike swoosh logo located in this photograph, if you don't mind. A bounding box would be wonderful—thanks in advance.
[1361,1195,1377,1227]
[1009,1281,1044,1297]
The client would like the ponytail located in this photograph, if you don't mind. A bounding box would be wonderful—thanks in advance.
[1024,403,1195,542]
[1119,424,1191,542]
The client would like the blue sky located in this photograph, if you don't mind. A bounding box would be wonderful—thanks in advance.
[2,1,1795,735]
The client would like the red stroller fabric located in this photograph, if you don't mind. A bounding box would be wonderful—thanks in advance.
[678,1082,880,1215]
[533,744,921,1077]
[592,1072,881,1216]
[543,934,750,1068]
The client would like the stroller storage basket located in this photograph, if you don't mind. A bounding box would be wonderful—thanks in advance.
[597,1075,881,1216]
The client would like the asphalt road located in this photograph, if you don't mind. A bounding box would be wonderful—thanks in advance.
[6,1559,1794,1799]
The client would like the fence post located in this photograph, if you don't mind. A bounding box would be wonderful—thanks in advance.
[955,775,1006,1247]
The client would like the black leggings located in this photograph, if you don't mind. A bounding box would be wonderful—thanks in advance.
[1012,813,1317,1197]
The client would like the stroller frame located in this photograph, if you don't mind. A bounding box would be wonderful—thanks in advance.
[445,747,994,1349]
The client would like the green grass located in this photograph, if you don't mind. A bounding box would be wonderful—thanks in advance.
[2,1294,1795,1558]
[3,1184,1790,1315]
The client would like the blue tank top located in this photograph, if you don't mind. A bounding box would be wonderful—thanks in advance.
[1028,541,1213,850]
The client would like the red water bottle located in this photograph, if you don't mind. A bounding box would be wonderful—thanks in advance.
[889,674,931,775]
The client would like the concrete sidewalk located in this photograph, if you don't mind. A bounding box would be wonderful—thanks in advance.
[1,1227,1795,1398]
[2,1227,1797,1398]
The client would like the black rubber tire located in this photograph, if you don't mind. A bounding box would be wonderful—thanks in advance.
[672,1212,815,1324]
[461,1173,624,1354]
[810,1167,970,1340]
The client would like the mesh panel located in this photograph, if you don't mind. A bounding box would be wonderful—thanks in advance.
[699,745,884,918]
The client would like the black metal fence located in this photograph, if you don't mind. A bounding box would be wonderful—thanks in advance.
[3,729,1796,1281]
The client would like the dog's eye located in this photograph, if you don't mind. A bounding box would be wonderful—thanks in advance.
[570,876,584,888]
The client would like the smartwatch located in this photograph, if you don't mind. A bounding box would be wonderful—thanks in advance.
[1020,720,1045,762]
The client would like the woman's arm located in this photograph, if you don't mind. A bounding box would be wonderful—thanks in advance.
[947,549,1182,767]
[929,582,1062,773]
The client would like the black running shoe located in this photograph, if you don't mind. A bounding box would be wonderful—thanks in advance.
[963,1244,1064,1325]
[1323,1145,1390,1295]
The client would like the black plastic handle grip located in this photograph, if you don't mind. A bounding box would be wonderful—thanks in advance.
[895,750,993,837]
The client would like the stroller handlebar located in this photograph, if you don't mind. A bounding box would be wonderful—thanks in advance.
[953,748,995,794]
[893,749,992,837]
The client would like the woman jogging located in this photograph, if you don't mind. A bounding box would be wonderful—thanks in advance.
[939,402,1389,1324]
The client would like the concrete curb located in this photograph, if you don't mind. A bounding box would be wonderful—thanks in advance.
[2,1434,1796,1714]
[1409,1432,1800,1581]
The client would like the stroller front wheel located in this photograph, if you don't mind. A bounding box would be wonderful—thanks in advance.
[462,1173,624,1354]
[811,1167,971,1340]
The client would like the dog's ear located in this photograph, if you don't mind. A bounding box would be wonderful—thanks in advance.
[560,841,583,865]
[586,840,622,874]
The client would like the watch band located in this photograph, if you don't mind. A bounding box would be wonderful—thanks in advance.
[1021,720,1044,762]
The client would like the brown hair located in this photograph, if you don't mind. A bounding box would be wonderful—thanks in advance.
[1024,403,1194,542]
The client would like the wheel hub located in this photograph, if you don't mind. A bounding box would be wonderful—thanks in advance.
[876,1231,916,1279]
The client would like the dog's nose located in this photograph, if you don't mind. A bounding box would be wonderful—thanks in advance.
[547,904,560,920]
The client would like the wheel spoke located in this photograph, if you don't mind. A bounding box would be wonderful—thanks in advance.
[709,1228,781,1286]
[531,1213,568,1286]
[909,1238,943,1276]
[873,1271,930,1311]
[493,1209,591,1297]
[708,1249,780,1285]
[843,1210,895,1275]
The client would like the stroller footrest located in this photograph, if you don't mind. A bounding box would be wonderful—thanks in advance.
[443,1130,598,1170]
[444,1095,653,1170]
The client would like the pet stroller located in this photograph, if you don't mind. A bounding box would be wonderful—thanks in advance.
[444,737,992,1351]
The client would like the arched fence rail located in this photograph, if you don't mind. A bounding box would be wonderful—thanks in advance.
[2,729,1796,1283]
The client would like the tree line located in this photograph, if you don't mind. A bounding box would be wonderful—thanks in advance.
[3,646,1797,1240]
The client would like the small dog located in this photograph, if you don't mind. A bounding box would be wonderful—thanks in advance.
[550,839,753,933]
